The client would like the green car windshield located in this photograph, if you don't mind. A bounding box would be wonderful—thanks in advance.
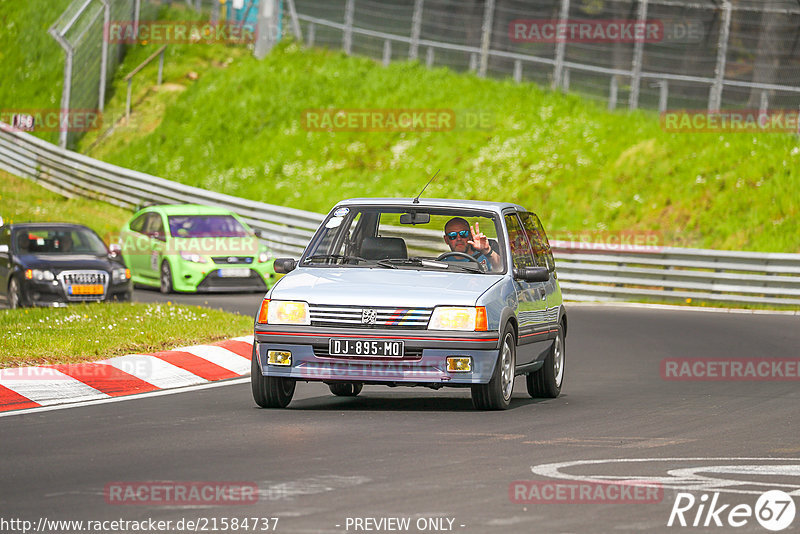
[168,215,249,238]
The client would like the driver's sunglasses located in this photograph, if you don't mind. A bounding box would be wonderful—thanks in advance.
[446,230,470,240]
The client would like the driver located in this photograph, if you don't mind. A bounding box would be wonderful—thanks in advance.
[442,217,501,272]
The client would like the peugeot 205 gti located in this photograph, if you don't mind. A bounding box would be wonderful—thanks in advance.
[251,198,567,410]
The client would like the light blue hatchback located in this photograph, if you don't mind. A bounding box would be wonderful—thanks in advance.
[251,198,567,410]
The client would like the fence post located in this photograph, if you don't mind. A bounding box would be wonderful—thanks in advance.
[628,0,648,110]
[513,59,522,83]
[609,76,618,110]
[708,0,732,111]
[307,22,315,47]
[383,40,392,66]
[49,29,72,149]
[98,0,110,113]
[562,68,570,91]
[478,0,495,78]
[659,80,668,112]
[759,91,769,114]
[426,46,434,67]
[343,0,354,55]
[409,0,423,60]
[552,0,570,90]
[134,0,141,35]
[285,0,302,41]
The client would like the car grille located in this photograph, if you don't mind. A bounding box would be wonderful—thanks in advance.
[211,256,254,264]
[309,304,433,329]
[57,270,108,301]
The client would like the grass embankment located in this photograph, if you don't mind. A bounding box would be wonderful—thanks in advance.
[81,41,800,253]
[0,0,73,145]
[0,302,252,368]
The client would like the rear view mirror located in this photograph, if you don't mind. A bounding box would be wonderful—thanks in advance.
[274,258,297,273]
[400,212,430,225]
[0,244,8,254]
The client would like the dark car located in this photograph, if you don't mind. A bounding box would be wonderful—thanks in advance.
[0,222,132,308]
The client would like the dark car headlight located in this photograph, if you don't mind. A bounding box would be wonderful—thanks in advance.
[112,268,131,283]
[25,269,55,282]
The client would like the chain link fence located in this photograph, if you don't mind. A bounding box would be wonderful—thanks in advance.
[292,0,800,113]
[49,0,160,149]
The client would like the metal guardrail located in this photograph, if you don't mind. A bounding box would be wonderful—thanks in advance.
[1,122,798,307]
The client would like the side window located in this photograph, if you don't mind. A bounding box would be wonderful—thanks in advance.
[0,227,9,247]
[129,214,147,234]
[144,213,165,239]
[519,212,554,270]
[504,213,535,269]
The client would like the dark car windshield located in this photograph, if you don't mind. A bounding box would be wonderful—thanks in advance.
[14,227,108,255]
[167,215,249,238]
[302,206,506,273]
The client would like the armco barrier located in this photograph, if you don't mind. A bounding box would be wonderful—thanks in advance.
[1,122,799,306]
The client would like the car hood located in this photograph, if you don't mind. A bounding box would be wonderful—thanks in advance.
[270,267,502,307]
[18,254,118,271]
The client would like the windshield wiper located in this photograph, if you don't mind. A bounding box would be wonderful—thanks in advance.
[376,258,462,271]
[303,254,366,264]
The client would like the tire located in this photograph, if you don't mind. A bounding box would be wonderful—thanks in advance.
[328,382,363,397]
[471,325,516,410]
[251,345,295,408]
[159,261,173,294]
[8,277,21,309]
[527,325,565,398]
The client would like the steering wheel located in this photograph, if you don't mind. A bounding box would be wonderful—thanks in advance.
[436,251,483,268]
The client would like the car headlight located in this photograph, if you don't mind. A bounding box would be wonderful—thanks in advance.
[258,251,270,263]
[257,299,310,325]
[180,251,208,263]
[112,268,130,283]
[25,269,55,282]
[428,306,488,331]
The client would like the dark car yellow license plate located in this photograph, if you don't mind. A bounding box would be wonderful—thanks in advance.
[69,284,104,295]
[329,339,404,358]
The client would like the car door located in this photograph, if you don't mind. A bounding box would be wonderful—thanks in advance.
[0,225,11,303]
[504,211,549,365]
[519,211,560,335]
[121,213,151,278]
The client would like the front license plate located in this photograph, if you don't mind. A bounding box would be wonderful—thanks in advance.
[218,268,251,278]
[329,339,405,358]
[69,284,104,295]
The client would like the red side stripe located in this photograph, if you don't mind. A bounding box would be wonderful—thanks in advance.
[150,351,239,381]
[48,363,159,397]
[0,385,40,412]
[214,340,253,359]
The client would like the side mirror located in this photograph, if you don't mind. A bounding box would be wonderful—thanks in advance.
[513,266,549,283]
[253,229,263,238]
[108,243,122,257]
[0,244,8,254]
[273,258,297,274]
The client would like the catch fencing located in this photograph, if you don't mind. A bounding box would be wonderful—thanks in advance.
[292,0,800,114]
[49,0,160,149]
[2,122,799,307]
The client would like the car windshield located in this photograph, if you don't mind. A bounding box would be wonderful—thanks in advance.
[167,215,249,238]
[14,227,108,255]
[302,206,505,273]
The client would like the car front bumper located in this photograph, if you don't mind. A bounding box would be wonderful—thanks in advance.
[20,279,132,307]
[253,327,501,385]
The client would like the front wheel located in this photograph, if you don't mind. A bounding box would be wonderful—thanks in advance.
[251,345,296,408]
[471,325,516,410]
[8,277,22,309]
[527,326,565,398]
[159,261,173,294]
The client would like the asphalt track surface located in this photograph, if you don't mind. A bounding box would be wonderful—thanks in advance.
[2,291,799,534]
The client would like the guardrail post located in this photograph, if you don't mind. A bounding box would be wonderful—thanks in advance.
[562,68,570,92]
[409,0,423,60]
[469,53,477,72]
[513,59,522,83]
[343,0,354,55]
[552,0,569,90]
[609,76,618,110]
[426,46,434,67]
[382,40,392,66]
[628,0,648,110]
[478,0,495,78]
[759,90,769,115]
[708,0,731,111]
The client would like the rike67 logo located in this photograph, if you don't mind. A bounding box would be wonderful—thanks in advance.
[668,490,796,531]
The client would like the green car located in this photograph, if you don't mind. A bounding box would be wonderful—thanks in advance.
[119,204,277,293]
